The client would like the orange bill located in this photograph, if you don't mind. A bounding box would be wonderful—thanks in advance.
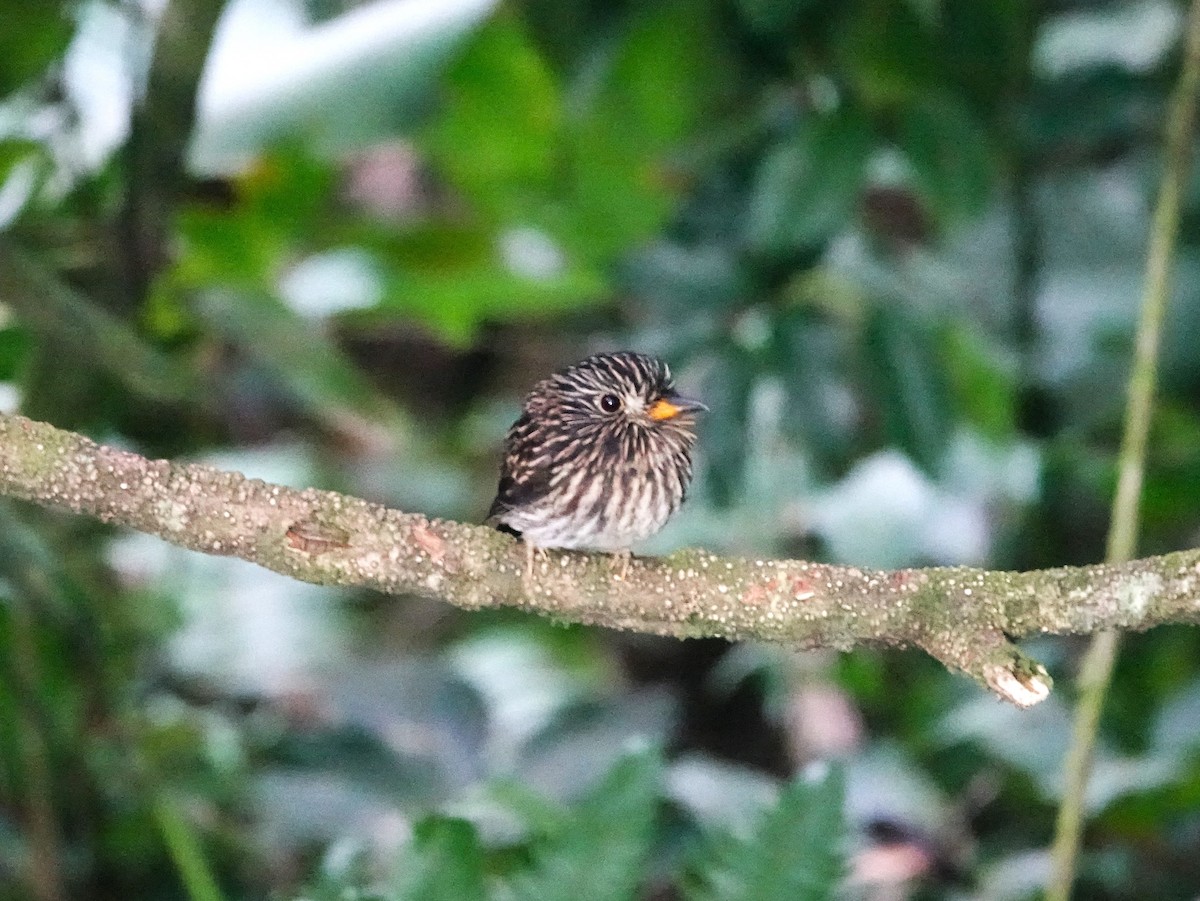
[647,395,708,420]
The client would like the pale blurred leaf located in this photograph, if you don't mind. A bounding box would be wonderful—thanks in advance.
[192,0,497,172]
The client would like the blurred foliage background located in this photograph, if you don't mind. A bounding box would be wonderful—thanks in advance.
[2,0,1200,898]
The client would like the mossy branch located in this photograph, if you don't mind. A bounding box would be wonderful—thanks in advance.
[5,413,1200,706]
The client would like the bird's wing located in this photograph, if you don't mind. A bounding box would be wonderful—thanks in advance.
[485,410,554,525]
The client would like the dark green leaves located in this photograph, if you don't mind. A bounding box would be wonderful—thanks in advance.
[369,751,664,901]
[901,96,995,224]
[394,819,487,901]
[773,307,861,475]
[863,306,955,472]
[0,2,70,93]
[743,94,994,247]
[838,0,940,108]
[423,2,731,264]
[504,751,662,901]
[736,0,823,35]
[745,108,872,256]
[687,766,845,901]
[421,13,561,223]
[371,753,847,901]
[565,1,731,259]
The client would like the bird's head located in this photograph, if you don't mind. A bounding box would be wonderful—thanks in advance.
[538,352,707,438]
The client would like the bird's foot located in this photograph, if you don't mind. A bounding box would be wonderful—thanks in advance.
[522,541,547,594]
[609,549,632,581]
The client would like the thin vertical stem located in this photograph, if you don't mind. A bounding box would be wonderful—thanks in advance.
[152,791,227,901]
[1047,3,1200,897]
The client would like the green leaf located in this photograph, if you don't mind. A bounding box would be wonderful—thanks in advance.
[419,3,731,316]
[0,139,47,222]
[837,0,941,107]
[393,818,487,901]
[687,766,845,901]
[266,728,449,805]
[0,327,32,381]
[900,96,995,224]
[940,323,1017,440]
[0,139,41,172]
[0,2,71,93]
[564,1,732,260]
[421,12,563,222]
[736,0,823,35]
[152,791,227,901]
[1023,70,1161,158]
[862,305,954,472]
[504,750,662,901]
[699,345,757,508]
[942,0,1031,116]
[170,148,341,295]
[367,224,607,346]
[772,308,859,476]
[744,107,872,255]
[576,2,723,156]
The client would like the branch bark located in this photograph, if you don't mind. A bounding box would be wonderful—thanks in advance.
[3,412,1200,707]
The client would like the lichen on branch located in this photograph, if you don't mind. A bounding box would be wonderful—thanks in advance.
[2,412,1199,707]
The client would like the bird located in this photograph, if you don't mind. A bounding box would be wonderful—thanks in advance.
[486,351,706,582]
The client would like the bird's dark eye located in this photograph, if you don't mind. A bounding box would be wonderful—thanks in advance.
[599,393,621,413]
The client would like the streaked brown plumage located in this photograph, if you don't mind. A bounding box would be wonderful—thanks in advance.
[486,352,705,566]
